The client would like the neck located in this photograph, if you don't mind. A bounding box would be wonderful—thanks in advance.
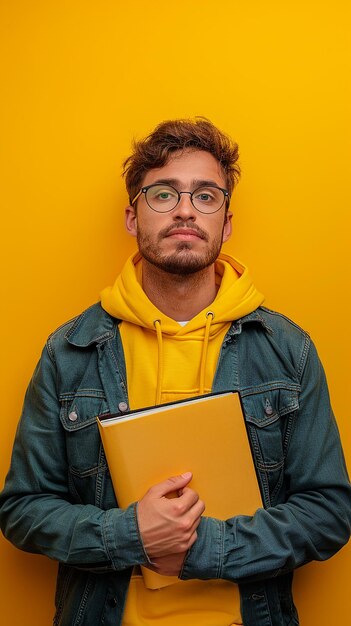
[141,259,218,321]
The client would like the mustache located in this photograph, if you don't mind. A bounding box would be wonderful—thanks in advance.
[158,222,209,242]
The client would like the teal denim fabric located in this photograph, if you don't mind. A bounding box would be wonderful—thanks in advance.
[1,304,350,626]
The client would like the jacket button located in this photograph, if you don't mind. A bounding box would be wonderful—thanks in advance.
[118,402,128,412]
[68,411,78,421]
[264,399,273,416]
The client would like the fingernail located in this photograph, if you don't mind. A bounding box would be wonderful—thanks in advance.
[181,472,192,479]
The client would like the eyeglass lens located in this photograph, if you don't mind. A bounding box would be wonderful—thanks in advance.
[145,184,226,213]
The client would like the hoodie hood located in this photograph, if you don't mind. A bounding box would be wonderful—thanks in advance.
[100,251,264,333]
[101,252,264,406]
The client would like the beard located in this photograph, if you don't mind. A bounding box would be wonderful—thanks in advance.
[136,222,224,276]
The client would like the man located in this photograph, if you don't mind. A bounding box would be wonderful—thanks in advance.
[1,118,350,626]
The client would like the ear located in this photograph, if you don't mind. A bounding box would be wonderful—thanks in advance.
[125,205,137,237]
[222,211,232,243]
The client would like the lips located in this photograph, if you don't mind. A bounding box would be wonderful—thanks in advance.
[158,222,209,243]
[166,229,204,240]
[163,225,207,241]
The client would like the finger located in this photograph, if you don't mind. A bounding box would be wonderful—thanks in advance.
[176,529,199,554]
[190,497,205,518]
[147,472,192,498]
[188,510,204,534]
[176,486,201,510]
[176,500,205,539]
[184,501,205,534]
[187,529,198,549]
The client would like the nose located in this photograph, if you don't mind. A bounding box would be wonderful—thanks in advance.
[172,192,196,220]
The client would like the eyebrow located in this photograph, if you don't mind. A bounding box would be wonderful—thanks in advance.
[148,178,224,189]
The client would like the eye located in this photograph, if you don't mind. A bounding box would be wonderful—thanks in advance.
[193,187,217,203]
[148,185,178,202]
[158,191,172,200]
[197,192,212,202]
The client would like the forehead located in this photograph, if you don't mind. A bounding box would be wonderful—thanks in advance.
[141,149,226,188]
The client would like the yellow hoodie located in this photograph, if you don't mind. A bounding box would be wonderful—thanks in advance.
[100,251,264,626]
[101,251,263,408]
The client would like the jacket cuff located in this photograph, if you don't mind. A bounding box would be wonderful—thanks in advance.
[134,501,154,566]
[104,503,148,570]
[180,516,223,580]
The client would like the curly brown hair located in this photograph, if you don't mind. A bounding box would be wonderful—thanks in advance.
[122,117,240,206]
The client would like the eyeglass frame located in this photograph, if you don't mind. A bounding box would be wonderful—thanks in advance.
[131,183,231,214]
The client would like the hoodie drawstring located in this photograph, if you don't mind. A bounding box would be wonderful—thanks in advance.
[199,311,214,395]
[153,319,163,405]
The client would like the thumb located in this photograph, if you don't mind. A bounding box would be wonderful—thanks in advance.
[150,472,192,498]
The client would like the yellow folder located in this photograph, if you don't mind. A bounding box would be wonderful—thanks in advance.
[97,391,262,589]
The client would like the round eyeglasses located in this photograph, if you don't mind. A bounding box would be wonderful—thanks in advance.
[131,183,230,214]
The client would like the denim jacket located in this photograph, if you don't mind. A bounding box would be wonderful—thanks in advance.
[1,303,350,626]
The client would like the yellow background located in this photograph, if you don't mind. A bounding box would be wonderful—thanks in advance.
[0,1,350,623]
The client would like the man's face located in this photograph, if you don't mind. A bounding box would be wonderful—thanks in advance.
[125,149,232,275]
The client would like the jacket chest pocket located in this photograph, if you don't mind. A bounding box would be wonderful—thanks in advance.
[59,390,116,508]
[241,385,299,505]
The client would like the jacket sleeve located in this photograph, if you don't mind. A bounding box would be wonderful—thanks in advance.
[181,340,351,583]
[0,345,147,573]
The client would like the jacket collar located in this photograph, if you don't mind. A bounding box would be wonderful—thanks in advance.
[64,303,272,348]
[65,303,118,347]
[226,308,273,338]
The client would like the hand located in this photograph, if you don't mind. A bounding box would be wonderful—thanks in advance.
[137,472,205,562]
